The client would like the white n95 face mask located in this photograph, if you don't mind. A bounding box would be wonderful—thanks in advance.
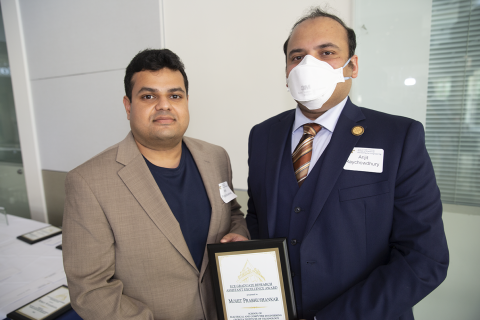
[287,55,352,110]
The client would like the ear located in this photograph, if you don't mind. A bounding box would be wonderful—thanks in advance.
[123,96,132,120]
[285,67,289,88]
[350,55,359,79]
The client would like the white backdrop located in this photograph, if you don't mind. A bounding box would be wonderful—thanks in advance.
[164,0,351,189]
[14,0,351,190]
[350,0,432,126]
[20,0,161,173]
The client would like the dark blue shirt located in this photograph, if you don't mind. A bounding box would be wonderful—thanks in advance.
[144,143,211,271]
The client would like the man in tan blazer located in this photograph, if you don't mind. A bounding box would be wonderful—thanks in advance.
[63,49,249,320]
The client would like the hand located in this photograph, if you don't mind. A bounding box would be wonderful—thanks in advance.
[220,233,248,243]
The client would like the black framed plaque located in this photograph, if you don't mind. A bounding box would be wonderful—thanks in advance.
[7,285,71,320]
[17,226,62,245]
[208,238,297,320]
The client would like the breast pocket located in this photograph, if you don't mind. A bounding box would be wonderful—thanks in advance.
[339,180,390,202]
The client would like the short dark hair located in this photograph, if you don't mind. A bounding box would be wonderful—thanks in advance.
[283,7,356,61]
[124,49,189,101]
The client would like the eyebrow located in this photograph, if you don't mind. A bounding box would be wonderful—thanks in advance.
[288,48,305,59]
[167,87,185,94]
[316,42,340,50]
[137,87,158,95]
[136,86,185,95]
[288,42,341,59]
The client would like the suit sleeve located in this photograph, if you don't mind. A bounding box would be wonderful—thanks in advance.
[223,148,250,239]
[316,121,449,320]
[63,171,154,320]
[245,125,260,239]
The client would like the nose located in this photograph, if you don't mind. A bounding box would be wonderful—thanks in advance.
[155,96,171,111]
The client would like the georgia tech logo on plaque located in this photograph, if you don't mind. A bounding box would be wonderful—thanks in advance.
[237,260,266,283]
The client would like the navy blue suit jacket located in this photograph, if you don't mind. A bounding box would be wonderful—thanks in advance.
[246,98,449,320]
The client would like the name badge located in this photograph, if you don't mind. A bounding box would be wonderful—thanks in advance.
[219,181,237,203]
[344,148,383,173]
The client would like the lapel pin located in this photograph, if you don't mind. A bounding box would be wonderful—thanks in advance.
[351,126,364,136]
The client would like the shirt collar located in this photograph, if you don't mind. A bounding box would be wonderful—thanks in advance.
[292,96,348,134]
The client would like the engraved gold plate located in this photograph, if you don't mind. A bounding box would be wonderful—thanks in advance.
[351,126,364,136]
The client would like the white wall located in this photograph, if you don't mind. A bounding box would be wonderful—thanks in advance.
[19,0,163,172]
[414,209,480,320]
[351,1,480,318]
[5,1,354,190]
[3,0,352,218]
[351,0,432,125]
[13,0,352,190]
[164,0,352,190]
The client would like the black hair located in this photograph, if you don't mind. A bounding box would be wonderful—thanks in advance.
[283,7,356,61]
[124,49,189,101]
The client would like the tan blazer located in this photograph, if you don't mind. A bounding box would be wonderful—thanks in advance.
[63,132,249,320]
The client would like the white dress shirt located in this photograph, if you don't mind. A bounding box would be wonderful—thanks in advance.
[291,96,348,176]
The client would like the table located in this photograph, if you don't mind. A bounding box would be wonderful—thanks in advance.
[0,215,68,318]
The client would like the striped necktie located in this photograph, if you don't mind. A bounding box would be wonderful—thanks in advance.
[292,123,322,186]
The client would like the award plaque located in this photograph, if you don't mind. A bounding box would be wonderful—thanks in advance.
[7,285,71,320]
[208,238,297,320]
[17,226,62,245]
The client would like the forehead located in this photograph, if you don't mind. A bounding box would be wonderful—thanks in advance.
[131,69,185,90]
[287,17,349,53]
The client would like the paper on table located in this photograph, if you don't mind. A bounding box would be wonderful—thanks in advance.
[44,269,66,284]
[0,240,43,256]
[0,267,66,307]
[7,257,63,284]
[0,278,51,309]
[41,235,62,247]
[0,257,35,274]
[0,268,20,282]
[0,234,11,245]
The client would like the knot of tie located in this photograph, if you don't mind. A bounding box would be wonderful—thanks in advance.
[292,123,322,186]
[303,123,322,137]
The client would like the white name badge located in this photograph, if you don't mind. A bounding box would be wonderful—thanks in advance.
[219,181,237,203]
[344,147,384,173]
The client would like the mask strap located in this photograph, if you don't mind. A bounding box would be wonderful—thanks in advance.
[342,58,352,68]
[343,57,352,80]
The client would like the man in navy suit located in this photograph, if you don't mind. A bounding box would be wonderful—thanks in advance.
[246,8,448,320]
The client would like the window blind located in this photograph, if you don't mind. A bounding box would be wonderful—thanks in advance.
[425,0,480,207]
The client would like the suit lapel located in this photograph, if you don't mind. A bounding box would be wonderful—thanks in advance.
[183,137,223,280]
[116,133,198,273]
[304,99,366,237]
[266,111,295,238]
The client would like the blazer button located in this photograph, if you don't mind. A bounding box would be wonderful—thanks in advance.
[292,272,295,277]
[291,239,297,246]
[294,207,301,213]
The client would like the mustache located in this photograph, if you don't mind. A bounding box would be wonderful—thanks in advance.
[152,111,176,120]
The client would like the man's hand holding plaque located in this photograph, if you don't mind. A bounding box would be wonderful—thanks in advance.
[220,233,249,243]
[209,238,297,320]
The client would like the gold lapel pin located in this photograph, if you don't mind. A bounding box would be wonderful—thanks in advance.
[351,126,364,136]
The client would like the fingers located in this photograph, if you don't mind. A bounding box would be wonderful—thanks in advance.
[220,233,249,243]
